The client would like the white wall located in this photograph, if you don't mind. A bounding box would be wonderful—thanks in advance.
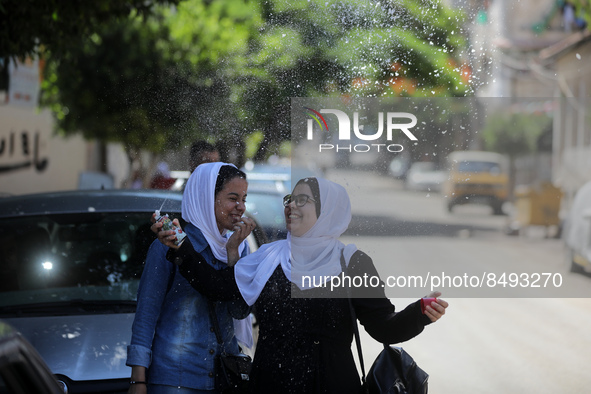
[0,106,88,195]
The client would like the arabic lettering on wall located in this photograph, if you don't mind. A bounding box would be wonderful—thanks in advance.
[0,130,49,173]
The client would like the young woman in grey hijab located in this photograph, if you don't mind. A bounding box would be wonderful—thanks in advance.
[156,177,447,393]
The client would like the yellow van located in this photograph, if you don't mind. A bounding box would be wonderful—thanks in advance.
[443,150,509,215]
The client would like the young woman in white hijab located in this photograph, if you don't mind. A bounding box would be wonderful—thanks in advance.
[127,162,256,394]
[157,177,448,394]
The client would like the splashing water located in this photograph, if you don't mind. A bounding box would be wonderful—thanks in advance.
[156,198,168,217]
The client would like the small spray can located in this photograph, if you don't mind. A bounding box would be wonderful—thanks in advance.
[154,210,187,246]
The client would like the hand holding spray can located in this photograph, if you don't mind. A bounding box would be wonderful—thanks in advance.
[154,210,187,246]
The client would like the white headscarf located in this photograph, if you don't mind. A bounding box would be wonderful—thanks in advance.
[182,161,251,348]
[182,162,247,262]
[234,177,357,306]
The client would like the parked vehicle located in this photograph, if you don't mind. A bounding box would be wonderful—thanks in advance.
[171,161,322,195]
[563,180,591,274]
[388,154,411,180]
[0,320,65,393]
[245,186,287,241]
[0,189,263,393]
[0,190,178,393]
[242,162,323,194]
[443,150,509,215]
[404,162,447,192]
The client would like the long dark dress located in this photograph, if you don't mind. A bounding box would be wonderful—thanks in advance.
[168,242,431,394]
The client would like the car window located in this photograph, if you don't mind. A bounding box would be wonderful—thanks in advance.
[245,193,286,229]
[243,164,322,194]
[0,213,156,311]
[410,162,436,172]
[457,161,500,174]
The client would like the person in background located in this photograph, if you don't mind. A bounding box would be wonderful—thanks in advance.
[171,140,221,192]
[131,168,146,189]
[149,162,176,190]
[127,162,256,394]
[155,177,448,393]
[189,141,220,173]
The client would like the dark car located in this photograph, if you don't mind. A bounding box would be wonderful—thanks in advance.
[0,189,185,393]
[0,189,266,394]
[245,186,287,241]
[242,162,323,195]
[0,320,65,394]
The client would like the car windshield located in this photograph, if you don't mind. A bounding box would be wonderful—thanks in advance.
[410,162,437,172]
[243,164,321,194]
[245,192,286,237]
[0,212,155,310]
[457,161,501,174]
[246,194,285,227]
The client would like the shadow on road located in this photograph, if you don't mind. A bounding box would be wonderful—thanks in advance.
[345,214,500,237]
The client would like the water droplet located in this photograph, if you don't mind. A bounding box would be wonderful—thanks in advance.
[576,53,581,60]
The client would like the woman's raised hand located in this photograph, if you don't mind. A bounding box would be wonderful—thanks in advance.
[230,216,257,242]
[226,216,257,266]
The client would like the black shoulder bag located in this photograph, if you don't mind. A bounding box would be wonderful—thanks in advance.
[207,300,252,394]
[340,253,429,394]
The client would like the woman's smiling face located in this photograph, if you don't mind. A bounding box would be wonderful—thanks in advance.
[285,182,318,237]
[214,177,248,233]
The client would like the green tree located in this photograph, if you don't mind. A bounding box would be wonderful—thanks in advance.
[160,0,262,161]
[42,0,261,181]
[232,0,470,160]
[481,112,552,197]
[566,1,591,28]
[40,0,470,174]
[0,0,181,60]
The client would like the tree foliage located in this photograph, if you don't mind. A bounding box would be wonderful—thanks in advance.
[42,0,261,165]
[39,0,471,170]
[0,0,181,60]
[481,112,552,159]
[570,0,591,27]
[233,0,470,159]
[481,111,552,196]
[43,18,193,154]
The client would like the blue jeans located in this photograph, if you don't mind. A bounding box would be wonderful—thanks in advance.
[148,384,217,394]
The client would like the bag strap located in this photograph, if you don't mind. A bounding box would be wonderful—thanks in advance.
[340,252,367,386]
[207,255,231,350]
[207,299,225,349]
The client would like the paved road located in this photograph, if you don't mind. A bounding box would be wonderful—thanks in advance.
[325,168,591,393]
